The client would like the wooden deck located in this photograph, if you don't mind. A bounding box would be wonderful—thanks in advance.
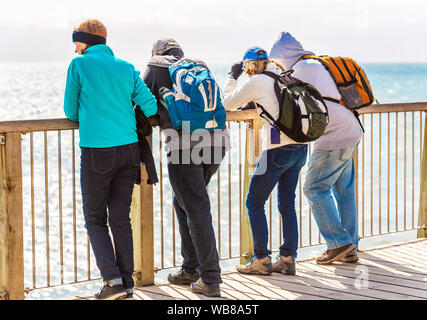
[74,239,427,300]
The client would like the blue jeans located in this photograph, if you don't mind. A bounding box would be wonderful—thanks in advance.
[246,144,308,259]
[303,146,358,250]
[80,142,140,288]
[167,147,226,285]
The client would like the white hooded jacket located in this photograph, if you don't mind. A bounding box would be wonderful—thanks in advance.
[270,32,362,151]
[222,62,305,151]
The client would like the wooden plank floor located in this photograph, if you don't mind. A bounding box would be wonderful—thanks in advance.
[74,239,427,300]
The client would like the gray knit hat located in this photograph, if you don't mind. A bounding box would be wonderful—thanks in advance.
[152,37,182,56]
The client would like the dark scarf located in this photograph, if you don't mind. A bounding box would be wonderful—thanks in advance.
[134,104,158,185]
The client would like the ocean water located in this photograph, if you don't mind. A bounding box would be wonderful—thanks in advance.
[0,61,426,300]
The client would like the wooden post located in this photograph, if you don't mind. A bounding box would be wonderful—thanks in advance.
[131,135,155,286]
[418,113,427,238]
[240,119,262,264]
[0,133,24,300]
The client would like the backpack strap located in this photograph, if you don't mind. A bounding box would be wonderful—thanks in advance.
[252,101,277,128]
[323,97,365,133]
[323,97,341,104]
[352,109,365,133]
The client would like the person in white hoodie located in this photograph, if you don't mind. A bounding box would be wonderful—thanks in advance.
[223,46,308,276]
[269,32,362,264]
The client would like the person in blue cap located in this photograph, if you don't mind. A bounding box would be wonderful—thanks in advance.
[222,46,308,276]
[63,19,157,299]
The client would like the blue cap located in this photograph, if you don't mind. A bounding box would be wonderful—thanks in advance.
[243,46,268,61]
[242,46,268,69]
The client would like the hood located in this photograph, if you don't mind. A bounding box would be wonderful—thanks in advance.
[147,54,181,68]
[269,32,315,70]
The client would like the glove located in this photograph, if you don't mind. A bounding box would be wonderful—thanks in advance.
[229,61,244,80]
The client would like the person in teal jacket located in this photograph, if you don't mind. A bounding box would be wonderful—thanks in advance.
[63,19,157,300]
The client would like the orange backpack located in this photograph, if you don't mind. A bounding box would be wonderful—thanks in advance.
[300,55,374,110]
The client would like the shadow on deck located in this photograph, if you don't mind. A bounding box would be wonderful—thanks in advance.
[73,239,427,300]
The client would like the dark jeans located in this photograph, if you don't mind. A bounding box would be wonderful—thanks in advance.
[80,142,140,288]
[246,144,308,259]
[167,147,226,285]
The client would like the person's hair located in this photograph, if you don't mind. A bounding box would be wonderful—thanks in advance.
[244,58,285,76]
[74,19,107,38]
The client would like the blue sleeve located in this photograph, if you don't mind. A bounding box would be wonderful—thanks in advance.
[63,60,80,121]
[131,69,158,118]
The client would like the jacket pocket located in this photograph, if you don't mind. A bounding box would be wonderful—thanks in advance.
[91,148,115,174]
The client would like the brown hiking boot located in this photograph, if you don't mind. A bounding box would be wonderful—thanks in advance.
[167,269,199,285]
[316,244,356,265]
[340,250,359,263]
[190,279,221,297]
[272,255,296,275]
[236,256,272,275]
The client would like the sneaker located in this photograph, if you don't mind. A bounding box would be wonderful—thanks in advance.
[190,279,221,297]
[272,255,296,275]
[316,244,357,265]
[236,256,272,275]
[168,269,200,285]
[94,284,127,300]
[339,250,359,263]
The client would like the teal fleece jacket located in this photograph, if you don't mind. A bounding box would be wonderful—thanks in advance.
[63,44,157,148]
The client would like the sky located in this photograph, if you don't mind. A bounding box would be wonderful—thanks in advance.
[0,0,426,64]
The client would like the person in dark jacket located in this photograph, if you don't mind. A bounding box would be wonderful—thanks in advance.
[142,38,230,297]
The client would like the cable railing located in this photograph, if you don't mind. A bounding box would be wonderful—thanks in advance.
[0,103,426,300]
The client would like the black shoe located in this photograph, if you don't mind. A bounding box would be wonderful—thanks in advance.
[94,284,127,300]
[168,269,200,285]
[190,279,221,297]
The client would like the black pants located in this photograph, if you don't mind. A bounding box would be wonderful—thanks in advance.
[167,146,226,285]
[80,142,140,288]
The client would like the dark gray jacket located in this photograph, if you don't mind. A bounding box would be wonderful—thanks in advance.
[142,55,231,153]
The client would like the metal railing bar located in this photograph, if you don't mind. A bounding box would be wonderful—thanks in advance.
[371,114,374,236]
[30,132,36,288]
[362,114,365,237]
[379,113,382,234]
[172,190,176,267]
[396,112,399,232]
[228,126,232,258]
[404,112,407,230]
[159,127,164,269]
[72,130,77,282]
[58,131,64,284]
[412,112,415,229]
[217,167,221,258]
[269,195,272,252]
[387,112,391,233]
[44,131,50,287]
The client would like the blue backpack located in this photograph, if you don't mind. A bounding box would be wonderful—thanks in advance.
[168,59,226,133]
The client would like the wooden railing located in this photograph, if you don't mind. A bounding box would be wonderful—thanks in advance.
[0,103,426,300]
